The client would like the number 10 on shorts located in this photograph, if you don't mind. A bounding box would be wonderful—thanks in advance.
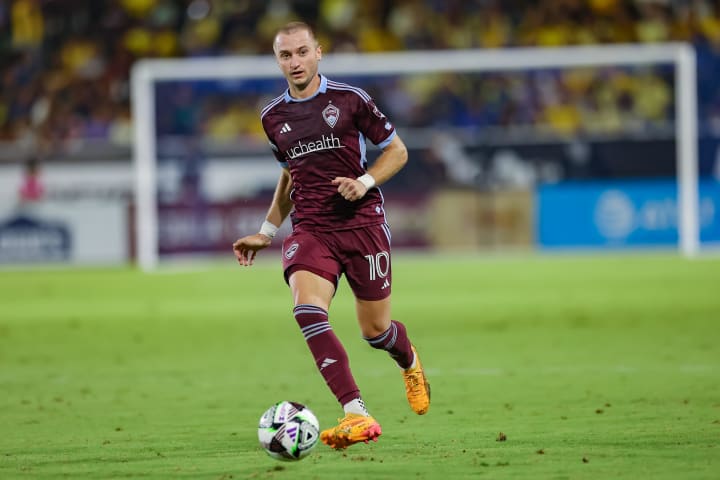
[364,252,390,281]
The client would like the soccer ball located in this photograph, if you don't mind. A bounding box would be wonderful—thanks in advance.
[258,401,320,461]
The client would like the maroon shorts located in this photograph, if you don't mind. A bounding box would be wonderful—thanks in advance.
[281,223,393,301]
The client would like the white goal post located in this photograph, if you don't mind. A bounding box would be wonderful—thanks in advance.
[131,43,698,271]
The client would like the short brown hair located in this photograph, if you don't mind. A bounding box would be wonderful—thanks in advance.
[276,21,315,37]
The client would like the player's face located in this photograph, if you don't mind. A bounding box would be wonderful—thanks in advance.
[274,29,322,96]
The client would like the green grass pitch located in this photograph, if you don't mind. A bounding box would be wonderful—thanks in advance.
[1,253,719,479]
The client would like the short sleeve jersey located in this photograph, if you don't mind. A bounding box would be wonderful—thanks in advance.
[260,75,396,232]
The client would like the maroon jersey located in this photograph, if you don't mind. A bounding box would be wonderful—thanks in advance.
[260,75,396,231]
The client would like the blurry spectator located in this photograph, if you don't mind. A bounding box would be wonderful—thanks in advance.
[60,36,106,94]
[697,1,720,50]
[533,4,576,47]
[108,104,133,146]
[632,68,672,127]
[179,137,205,206]
[635,0,672,43]
[11,0,44,50]
[475,3,512,48]
[18,156,44,203]
[119,0,156,18]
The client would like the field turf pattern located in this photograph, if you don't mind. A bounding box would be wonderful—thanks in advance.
[1,253,719,479]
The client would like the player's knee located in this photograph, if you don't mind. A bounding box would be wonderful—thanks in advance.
[293,304,328,328]
[364,323,394,349]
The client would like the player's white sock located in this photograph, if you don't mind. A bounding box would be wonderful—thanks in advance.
[343,398,369,416]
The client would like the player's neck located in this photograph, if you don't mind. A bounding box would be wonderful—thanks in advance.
[289,73,321,100]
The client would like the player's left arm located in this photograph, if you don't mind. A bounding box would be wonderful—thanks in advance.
[332,134,408,202]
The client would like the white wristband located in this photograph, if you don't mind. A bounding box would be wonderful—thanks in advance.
[259,220,279,239]
[357,173,376,190]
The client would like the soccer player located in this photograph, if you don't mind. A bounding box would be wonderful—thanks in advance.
[232,21,430,450]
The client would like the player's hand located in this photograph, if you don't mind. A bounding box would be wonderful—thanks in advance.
[232,233,272,266]
[331,177,367,202]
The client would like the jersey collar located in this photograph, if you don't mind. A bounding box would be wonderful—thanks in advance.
[284,74,327,103]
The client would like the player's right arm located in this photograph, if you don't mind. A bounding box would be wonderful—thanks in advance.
[233,168,293,266]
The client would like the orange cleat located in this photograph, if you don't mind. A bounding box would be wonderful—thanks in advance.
[403,346,431,415]
[320,413,382,450]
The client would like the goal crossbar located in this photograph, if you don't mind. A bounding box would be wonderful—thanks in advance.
[131,43,698,270]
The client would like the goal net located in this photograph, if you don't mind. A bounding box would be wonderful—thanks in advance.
[131,43,703,271]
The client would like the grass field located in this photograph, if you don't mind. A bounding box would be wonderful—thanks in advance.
[1,252,719,479]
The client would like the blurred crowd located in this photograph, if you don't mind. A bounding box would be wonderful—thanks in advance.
[3,0,720,160]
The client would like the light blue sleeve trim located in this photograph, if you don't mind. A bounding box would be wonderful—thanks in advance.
[358,132,367,168]
[376,130,396,150]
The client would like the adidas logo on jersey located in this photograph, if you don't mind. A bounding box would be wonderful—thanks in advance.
[381,279,390,290]
[280,123,292,134]
[320,357,337,370]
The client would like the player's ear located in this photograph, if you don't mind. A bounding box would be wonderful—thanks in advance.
[316,44,322,60]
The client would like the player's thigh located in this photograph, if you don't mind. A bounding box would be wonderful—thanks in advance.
[282,230,341,310]
[336,225,392,318]
[355,296,392,338]
[337,225,393,336]
[338,224,393,302]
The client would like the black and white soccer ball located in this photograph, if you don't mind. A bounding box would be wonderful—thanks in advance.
[258,401,320,461]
